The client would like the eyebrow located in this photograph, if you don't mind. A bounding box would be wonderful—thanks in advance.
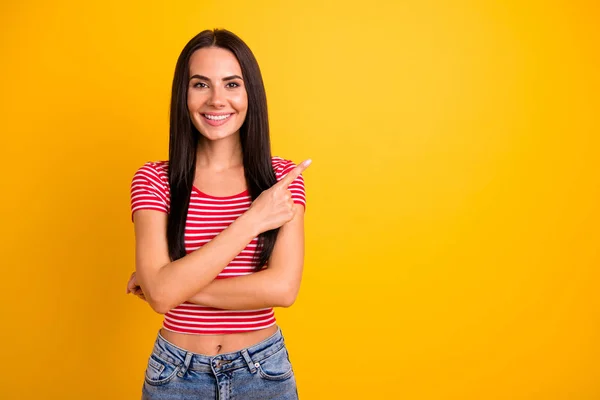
[189,74,243,82]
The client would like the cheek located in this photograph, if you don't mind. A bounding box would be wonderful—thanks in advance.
[187,91,202,113]
[232,92,248,113]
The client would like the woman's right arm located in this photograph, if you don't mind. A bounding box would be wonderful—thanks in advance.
[133,209,259,314]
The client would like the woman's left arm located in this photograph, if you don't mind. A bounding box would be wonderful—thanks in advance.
[188,204,305,309]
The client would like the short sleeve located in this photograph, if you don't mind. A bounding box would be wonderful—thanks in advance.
[273,157,307,210]
[130,162,169,221]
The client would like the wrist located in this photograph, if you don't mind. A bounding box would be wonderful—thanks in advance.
[237,209,262,239]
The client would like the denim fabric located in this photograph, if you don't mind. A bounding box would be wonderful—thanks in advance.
[141,326,299,399]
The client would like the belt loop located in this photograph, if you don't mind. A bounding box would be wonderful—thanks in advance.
[177,352,193,377]
[241,349,258,374]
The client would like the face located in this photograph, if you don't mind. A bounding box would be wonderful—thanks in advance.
[187,47,248,142]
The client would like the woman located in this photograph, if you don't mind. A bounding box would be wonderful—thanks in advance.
[125,29,310,399]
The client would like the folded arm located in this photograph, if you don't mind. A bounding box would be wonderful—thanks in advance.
[187,204,305,310]
[129,159,310,314]
[133,209,259,314]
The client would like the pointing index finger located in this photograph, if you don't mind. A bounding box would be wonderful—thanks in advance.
[278,159,312,188]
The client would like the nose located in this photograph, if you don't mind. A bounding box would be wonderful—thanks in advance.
[207,85,226,108]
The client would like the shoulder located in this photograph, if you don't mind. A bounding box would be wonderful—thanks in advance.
[271,156,307,208]
[271,156,300,180]
[137,160,168,174]
[132,160,169,189]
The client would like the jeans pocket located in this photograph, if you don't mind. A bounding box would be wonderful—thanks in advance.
[144,352,180,386]
[256,346,294,381]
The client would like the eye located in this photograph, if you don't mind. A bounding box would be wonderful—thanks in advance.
[226,82,241,88]
[193,82,208,88]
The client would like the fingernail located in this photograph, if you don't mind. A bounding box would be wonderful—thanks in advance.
[304,159,312,166]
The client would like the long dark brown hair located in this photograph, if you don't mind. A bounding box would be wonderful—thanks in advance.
[167,29,278,270]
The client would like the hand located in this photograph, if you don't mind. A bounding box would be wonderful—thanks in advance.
[126,271,146,301]
[247,159,311,234]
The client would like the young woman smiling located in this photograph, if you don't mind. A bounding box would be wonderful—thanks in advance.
[125,29,310,399]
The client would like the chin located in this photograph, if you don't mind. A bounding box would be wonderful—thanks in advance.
[194,117,244,141]
[197,127,241,141]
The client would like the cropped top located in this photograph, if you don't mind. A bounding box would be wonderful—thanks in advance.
[130,156,306,335]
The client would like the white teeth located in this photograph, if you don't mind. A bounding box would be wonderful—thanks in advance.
[204,114,231,121]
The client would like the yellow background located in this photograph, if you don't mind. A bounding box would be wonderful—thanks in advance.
[1,0,598,399]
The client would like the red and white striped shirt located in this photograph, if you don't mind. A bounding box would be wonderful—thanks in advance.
[130,156,306,335]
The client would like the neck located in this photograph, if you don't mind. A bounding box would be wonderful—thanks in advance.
[196,132,243,171]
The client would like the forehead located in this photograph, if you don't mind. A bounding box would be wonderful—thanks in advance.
[188,47,242,78]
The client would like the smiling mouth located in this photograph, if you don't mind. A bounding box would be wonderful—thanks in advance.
[202,113,233,126]
[203,113,232,121]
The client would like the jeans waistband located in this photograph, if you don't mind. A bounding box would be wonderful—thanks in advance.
[151,326,286,375]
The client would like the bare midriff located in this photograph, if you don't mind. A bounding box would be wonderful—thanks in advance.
[159,324,278,356]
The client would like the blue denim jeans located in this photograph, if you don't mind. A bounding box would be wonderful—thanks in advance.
[141,326,299,399]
